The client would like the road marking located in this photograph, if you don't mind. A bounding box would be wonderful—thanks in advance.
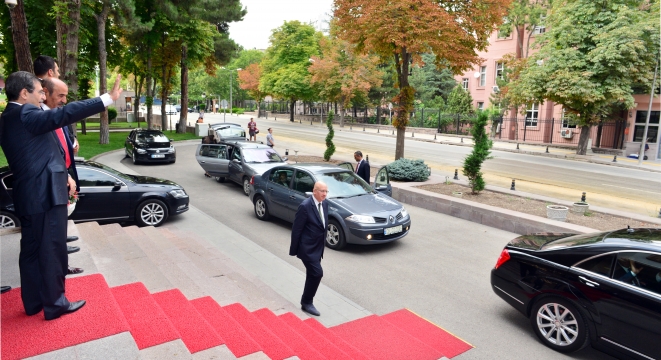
[601,184,661,194]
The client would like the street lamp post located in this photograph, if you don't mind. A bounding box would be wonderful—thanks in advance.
[222,67,242,116]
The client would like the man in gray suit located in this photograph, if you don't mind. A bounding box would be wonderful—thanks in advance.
[0,71,122,320]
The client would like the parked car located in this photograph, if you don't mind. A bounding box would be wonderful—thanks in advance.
[125,129,176,164]
[164,105,178,115]
[249,164,410,250]
[0,161,189,228]
[208,123,247,143]
[195,141,287,195]
[174,105,194,113]
[491,228,661,359]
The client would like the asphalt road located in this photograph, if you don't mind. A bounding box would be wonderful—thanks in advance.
[100,143,614,360]
[200,113,661,217]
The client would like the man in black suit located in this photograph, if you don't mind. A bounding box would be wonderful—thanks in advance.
[0,71,122,320]
[354,151,370,184]
[289,181,329,316]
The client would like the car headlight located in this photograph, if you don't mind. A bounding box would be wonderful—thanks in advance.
[169,189,188,198]
[400,208,409,218]
[168,145,175,153]
[136,148,147,154]
[345,214,376,224]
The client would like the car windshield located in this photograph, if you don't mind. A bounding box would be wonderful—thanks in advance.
[217,127,245,138]
[243,148,283,163]
[541,231,610,250]
[81,162,136,182]
[137,132,168,142]
[318,171,372,198]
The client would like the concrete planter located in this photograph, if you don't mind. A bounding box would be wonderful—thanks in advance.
[452,191,463,198]
[571,202,590,214]
[546,205,569,222]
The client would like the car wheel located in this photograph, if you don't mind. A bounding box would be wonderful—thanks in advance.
[215,176,226,183]
[0,211,20,228]
[530,296,589,353]
[242,177,250,196]
[254,196,270,221]
[326,219,346,250]
[132,152,138,165]
[136,199,169,227]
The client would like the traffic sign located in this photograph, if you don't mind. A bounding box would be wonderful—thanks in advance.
[221,99,229,109]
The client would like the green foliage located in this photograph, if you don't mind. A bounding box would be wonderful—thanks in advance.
[231,107,244,114]
[445,86,474,115]
[386,158,430,182]
[107,107,118,122]
[0,103,5,113]
[409,53,457,105]
[198,104,206,110]
[462,112,493,194]
[324,111,336,161]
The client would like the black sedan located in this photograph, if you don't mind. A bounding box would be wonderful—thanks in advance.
[491,228,661,359]
[249,164,410,250]
[125,129,176,164]
[0,161,189,228]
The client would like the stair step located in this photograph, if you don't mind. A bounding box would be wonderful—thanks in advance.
[110,282,180,350]
[224,303,295,360]
[278,313,350,360]
[139,339,192,359]
[330,315,443,360]
[77,222,138,287]
[303,318,370,360]
[190,297,262,358]
[253,308,326,360]
[152,289,224,354]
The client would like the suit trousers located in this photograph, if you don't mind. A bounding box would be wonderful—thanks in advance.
[301,260,323,305]
[19,204,70,318]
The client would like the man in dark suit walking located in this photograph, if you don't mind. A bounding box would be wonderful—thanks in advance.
[0,71,122,320]
[289,181,329,316]
[354,151,370,184]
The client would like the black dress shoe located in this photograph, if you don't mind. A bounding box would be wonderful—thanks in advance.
[67,246,80,254]
[1,286,11,294]
[301,303,320,316]
[67,267,84,275]
[67,236,79,242]
[45,300,86,321]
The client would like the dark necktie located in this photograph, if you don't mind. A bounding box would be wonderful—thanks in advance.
[317,202,323,225]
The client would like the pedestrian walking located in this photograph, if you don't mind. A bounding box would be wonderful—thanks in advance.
[266,128,275,147]
[289,181,329,316]
[248,117,257,141]
[354,151,370,183]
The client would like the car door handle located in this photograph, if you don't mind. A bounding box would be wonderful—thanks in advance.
[289,195,296,199]
[579,276,600,288]
[200,161,206,163]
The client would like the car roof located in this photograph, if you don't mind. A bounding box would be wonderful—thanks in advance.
[210,123,243,128]
[541,228,661,253]
[272,163,350,173]
[220,141,271,149]
[134,129,165,134]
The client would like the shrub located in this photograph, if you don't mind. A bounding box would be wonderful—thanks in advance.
[107,107,118,122]
[232,107,245,115]
[324,111,336,161]
[199,104,206,111]
[386,158,430,182]
[462,111,492,194]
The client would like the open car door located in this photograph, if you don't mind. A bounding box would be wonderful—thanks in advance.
[373,166,392,197]
[337,162,355,172]
[195,144,230,178]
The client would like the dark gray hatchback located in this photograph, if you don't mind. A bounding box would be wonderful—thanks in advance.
[249,164,411,250]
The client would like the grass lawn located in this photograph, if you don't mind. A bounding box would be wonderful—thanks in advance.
[0,130,200,168]
[76,122,141,129]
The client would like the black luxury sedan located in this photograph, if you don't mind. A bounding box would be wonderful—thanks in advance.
[125,129,176,164]
[0,161,189,228]
[249,164,409,250]
[491,228,661,359]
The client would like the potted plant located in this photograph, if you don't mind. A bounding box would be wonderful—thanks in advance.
[571,202,589,214]
[546,205,569,222]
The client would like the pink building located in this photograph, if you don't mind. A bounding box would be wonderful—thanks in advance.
[456,28,660,160]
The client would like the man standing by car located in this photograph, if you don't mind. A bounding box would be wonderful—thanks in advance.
[289,181,329,316]
[248,117,257,142]
[0,71,122,320]
[354,151,370,183]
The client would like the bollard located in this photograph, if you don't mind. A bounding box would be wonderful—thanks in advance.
[412,131,415,138]
[453,169,459,180]
[461,137,463,143]
[658,208,661,218]
[581,192,586,202]
[516,143,520,150]
[377,128,380,133]
[366,155,369,162]
[613,155,617,163]
[350,124,352,130]
[285,148,289,156]
[545,146,549,153]
[392,129,394,135]
[363,125,365,132]
[275,117,277,121]
[510,179,516,191]
[434,133,437,140]
[299,118,302,124]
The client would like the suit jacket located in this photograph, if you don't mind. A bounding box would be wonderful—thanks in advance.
[356,159,370,184]
[0,98,105,216]
[62,124,80,191]
[290,196,329,262]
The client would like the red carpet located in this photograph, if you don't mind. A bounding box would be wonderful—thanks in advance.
[224,303,295,360]
[304,318,370,360]
[382,309,473,358]
[331,314,443,360]
[253,308,326,360]
[191,297,262,358]
[151,289,223,353]
[0,274,129,360]
[110,282,180,350]
[279,312,351,360]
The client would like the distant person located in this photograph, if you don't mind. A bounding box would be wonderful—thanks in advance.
[354,151,370,183]
[289,181,329,317]
[248,118,257,141]
[198,109,204,123]
[266,128,275,148]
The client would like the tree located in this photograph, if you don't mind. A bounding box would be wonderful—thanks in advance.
[260,21,321,122]
[238,63,266,109]
[498,0,548,59]
[463,111,493,194]
[508,0,660,155]
[409,53,456,106]
[446,86,474,115]
[324,111,336,161]
[334,0,510,159]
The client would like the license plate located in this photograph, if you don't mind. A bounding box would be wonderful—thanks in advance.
[151,154,165,158]
[384,225,402,235]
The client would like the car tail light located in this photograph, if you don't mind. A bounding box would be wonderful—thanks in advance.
[250,176,255,185]
[494,249,510,269]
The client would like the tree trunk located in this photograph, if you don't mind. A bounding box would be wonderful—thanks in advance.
[289,100,296,122]
[160,33,167,131]
[146,49,153,129]
[395,128,405,159]
[9,0,32,72]
[134,75,143,128]
[95,3,110,144]
[393,49,412,160]
[339,102,345,128]
[576,125,591,155]
[179,44,188,133]
[63,0,81,100]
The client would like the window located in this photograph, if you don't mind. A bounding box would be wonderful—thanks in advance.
[576,254,615,277]
[462,78,469,90]
[477,102,484,111]
[479,66,487,87]
[525,103,539,127]
[533,16,546,35]
[634,111,659,143]
[293,171,315,194]
[78,169,118,187]
[199,145,227,159]
[612,252,661,295]
[242,148,282,163]
[561,109,577,129]
[495,62,504,80]
[232,148,242,162]
[269,169,293,188]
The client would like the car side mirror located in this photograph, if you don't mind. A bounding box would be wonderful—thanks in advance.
[304,192,312,198]
[283,157,288,161]
[232,159,240,163]
[113,181,122,190]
